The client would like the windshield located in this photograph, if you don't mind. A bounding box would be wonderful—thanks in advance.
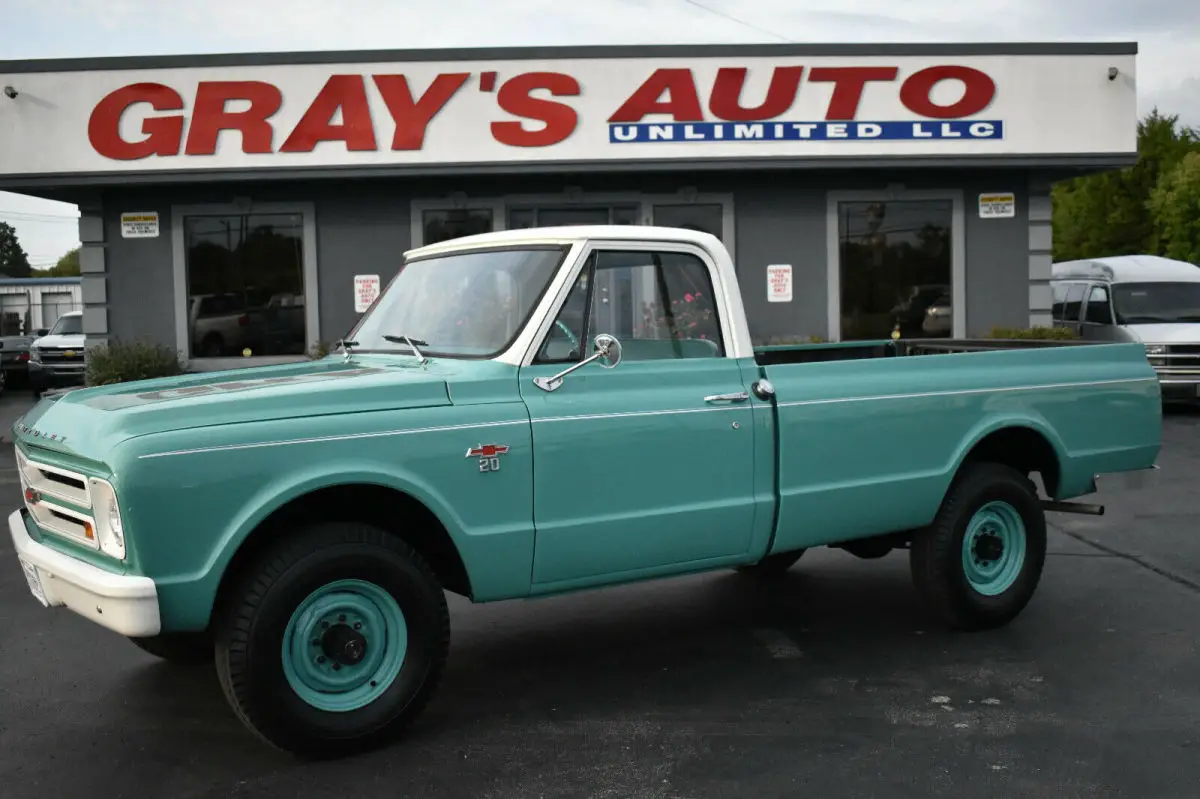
[1112,282,1200,324]
[48,314,82,335]
[347,246,569,358]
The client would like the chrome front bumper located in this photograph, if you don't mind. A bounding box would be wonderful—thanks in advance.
[7,509,161,637]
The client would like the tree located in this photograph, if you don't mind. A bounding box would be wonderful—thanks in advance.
[0,221,32,278]
[40,246,81,276]
[1051,109,1200,261]
[1148,151,1200,265]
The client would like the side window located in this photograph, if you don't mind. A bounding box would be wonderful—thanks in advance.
[1051,283,1068,321]
[536,249,724,363]
[1084,285,1113,325]
[1063,283,1086,321]
[535,257,592,363]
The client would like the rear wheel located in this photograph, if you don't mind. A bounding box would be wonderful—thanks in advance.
[214,522,450,758]
[910,462,1047,631]
[735,548,806,577]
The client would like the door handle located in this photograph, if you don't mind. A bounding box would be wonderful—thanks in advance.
[704,391,750,403]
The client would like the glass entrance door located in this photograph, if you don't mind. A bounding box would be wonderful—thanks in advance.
[836,200,954,340]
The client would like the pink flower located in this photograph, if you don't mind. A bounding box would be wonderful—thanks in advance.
[684,293,694,302]
[689,321,697,328]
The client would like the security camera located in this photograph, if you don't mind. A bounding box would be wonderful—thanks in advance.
[2,86,16,99]
[1107,67,1119,81]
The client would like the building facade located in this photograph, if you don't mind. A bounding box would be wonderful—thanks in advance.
[0,42,1138,370]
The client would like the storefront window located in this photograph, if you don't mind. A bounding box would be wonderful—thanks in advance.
[837,200,953,340]
[652,204,724,242]
[507,205,640,229]
[422,209,493,246]
[183,213,306,358]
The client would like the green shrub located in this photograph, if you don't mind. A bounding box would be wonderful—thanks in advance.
[85,340,187,387]
[986,326,1079,340]
[308,340,333,359]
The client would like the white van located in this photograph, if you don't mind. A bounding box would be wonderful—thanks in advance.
[1051,254,1200,402]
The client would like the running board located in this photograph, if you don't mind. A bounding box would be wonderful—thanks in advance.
[1042,500,1105,516]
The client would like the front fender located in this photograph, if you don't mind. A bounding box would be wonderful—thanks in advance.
[196,459,479,589]
[120,406,536,632]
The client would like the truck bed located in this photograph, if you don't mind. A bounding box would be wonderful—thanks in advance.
[750,337,1161,557]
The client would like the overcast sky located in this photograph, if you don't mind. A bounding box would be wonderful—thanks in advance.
[3,0,1198,269]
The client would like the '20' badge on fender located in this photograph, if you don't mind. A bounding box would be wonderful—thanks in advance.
[466,444,509,473]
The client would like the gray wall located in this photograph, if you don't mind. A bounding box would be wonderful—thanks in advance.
[83,167,1048,361]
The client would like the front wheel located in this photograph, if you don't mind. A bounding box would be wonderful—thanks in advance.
[910,462,1047,631]
[214,522,450,758]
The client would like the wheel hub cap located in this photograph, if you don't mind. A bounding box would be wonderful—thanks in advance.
[321,624,368,666]
[961,500,1028,597]
[281,578,408,712]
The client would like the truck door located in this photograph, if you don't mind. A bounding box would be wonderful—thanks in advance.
[518,244,759,588]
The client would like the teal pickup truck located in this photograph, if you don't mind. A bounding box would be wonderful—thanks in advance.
[8,226,1161,757]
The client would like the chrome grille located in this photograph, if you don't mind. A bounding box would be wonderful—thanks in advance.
[15,447,98,549]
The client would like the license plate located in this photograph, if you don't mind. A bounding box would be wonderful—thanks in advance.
[18,556,49,607]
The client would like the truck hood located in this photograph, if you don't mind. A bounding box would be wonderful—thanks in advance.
[1124,323,1200,344]
[12,357,454,461]
[33,333,86,349]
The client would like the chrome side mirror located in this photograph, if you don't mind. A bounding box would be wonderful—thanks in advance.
[533,334,622,392]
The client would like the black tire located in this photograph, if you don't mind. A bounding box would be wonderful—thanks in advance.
[214,522,450,758]
[128,632,213,663]
[735,548,806,577]
[910,461,1047,631]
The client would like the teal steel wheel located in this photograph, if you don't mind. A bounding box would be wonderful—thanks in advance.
[281,578,408,712]
[961,500,1027,596]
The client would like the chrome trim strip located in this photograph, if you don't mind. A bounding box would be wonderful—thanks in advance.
[138,419,531,459]
[532,405,753,424]
[136,376,1158,459]
[775,377,1157,408]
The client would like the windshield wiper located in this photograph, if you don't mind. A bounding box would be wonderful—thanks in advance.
[382,334,429,364]
[335,338,358,362]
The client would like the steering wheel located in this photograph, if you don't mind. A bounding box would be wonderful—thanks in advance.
[554,319,580,354]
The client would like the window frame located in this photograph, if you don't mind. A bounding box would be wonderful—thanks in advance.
[825,189,966,341]
[523,239,733,367]
[170,202,319,371]
[1082,283,1114,326]
[409,199,507,248]
[1062,281,1087,322]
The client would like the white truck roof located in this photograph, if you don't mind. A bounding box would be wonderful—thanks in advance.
[405,225,722,259]
[1052,254,1200,283]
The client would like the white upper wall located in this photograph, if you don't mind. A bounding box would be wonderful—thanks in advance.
[0,47,1138,177]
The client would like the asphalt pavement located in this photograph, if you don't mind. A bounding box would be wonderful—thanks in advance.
[1,395,1198,798]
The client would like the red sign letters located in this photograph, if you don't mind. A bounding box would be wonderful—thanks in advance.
[86,64,996,160]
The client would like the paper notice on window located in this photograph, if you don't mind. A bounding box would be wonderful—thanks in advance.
[978,192,1016,219]
[354,275,381,313]
[767,264,792,303]
[120,211,159,238]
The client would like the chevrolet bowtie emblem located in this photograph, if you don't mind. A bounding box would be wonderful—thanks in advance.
[467,444,509,473]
